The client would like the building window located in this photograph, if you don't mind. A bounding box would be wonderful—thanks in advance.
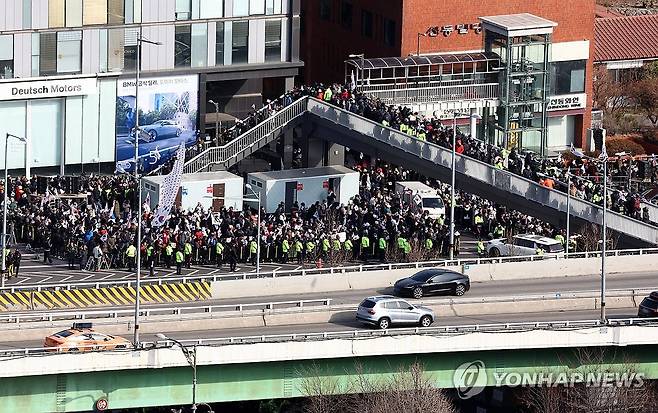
[84,0,108,25]
[39,33,57,75]
[49,0,65,27]
[124,28,138,70]
[341,1,352,29]
[250,0,265,15]
[319,0,330,20]
[0,35,14,79]
[65,0,82,27]
[266,0,282,15]
[176,0,192,20]
[108,0,125,24]
[232,21,249,64]
[361,10,372,38]
[57,31,82,73]
[191,23,208,67]
[216,22,224,65]
[551,60,586,95]
[233,0,249,17]
[384,19,395,47]
[200,0,223,18]
[175,25,192,67]
[31,33,40,76]
[23,0,32,29]
[265,19,282,62]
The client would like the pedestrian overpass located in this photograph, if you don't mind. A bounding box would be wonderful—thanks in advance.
[184,97,658,247]
[2,320,658,412]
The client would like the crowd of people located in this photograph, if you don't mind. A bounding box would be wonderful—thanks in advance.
[174,82,657,224]
[0,151,565,275]
[1,82,656,276]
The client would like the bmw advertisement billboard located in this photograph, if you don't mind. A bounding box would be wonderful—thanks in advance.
[115,74,198,174]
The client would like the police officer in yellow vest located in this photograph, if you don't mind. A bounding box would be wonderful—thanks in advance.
[125,244,137,272]
[344,238,354,261]
[183,241,193,269]
[476,238,485,257]
[175,249,184,275]
[146,243,155,277]
[164,243,174,269]
[322,237,330,260]
[294,238,303,264]
[281,238,290,263]
[360,234,370,260]
[378,235,387,262]
[249,237,258,265]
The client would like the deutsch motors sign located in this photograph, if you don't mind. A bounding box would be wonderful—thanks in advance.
[0,77,98,101]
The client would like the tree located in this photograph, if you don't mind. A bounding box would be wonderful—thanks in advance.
[299,362,456,413]
[592,65,631,116]
[629,77,658,126]
[519,348,655,413]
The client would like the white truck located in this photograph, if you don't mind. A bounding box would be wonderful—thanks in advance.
[395,181,445,218]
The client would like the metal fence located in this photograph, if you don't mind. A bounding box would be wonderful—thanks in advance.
[2,247,657,293]
[183,97,308,174]
[362,83,499,105]
[4,316,657,357]
[0,298,332,324]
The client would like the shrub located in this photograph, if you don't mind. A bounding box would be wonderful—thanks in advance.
[605,137,646,156]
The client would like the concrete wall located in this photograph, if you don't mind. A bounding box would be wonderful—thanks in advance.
[212,254,657,299]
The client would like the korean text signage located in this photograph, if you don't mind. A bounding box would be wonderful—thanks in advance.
[425,23,482,37]
[0,77,98,101]
[547,93,587,112]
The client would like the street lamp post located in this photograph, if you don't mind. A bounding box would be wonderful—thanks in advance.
[245,184,261,276]
[156,334,213,413]
[208,100,220,144]
[348,53,365,90]
[2,133,26,288]
[572,145,609,322]
[449,112,481,260]
[566,172,571,254]
[133,31,162,347]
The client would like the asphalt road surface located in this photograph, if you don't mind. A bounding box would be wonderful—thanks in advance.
[1,307,637,350]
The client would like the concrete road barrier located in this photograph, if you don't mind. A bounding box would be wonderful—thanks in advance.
[0,292,643,345]
[212,255,657,300]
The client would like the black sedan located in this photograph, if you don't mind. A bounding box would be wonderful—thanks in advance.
[393,269,470,299]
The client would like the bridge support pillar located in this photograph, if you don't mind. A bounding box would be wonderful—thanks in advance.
[282,129,294,168]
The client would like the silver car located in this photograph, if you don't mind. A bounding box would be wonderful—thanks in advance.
[356,295,435,330]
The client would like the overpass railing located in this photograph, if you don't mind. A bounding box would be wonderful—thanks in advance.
[362,83,500,105]
[183,96,308,174]
[305,98,658,245]
[0,288,650,326]
[3,317,657,357]
[2,247,657,292]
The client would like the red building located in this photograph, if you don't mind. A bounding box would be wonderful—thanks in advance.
[301,0,596,150]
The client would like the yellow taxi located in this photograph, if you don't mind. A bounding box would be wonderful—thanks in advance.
[44,323,131,352]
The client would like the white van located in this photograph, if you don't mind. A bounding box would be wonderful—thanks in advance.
[395,181,445,218]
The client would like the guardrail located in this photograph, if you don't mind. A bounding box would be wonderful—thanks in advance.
[1,287,651,326]
[159,317,658,347]
[0,298,332,324]
[4,316,657,357]
[183,96,308,174]
[363,83,500,105]
[3,247,657,293]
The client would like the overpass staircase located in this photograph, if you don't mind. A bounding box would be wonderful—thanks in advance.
[184,97,658,246]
